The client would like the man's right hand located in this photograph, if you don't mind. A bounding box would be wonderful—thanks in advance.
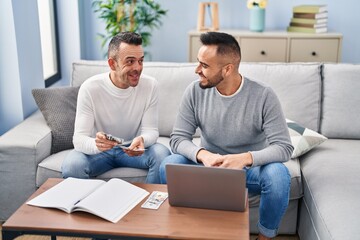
[95,132,118,151]
[196,149,225,167]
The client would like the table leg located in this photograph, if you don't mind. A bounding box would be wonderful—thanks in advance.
[2,230,23,240]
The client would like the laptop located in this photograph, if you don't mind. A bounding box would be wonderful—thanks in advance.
[166,164,248,212]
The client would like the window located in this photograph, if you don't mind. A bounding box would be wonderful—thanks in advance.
[37,0,61,87]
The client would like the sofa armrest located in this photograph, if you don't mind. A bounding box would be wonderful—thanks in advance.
[0,111,52,220]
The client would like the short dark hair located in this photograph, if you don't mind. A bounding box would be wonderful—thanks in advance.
[108,32,143,59]
[200,32,241,62]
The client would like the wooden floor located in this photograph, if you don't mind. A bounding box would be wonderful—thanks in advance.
[1,223,299,240]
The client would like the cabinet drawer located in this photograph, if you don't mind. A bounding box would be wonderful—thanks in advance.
[290,39,340,62]
[240,38,287,62]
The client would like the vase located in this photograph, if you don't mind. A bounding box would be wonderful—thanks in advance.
[249,7,265,32]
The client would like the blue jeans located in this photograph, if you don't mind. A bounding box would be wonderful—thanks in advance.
[62,143,171,184]
[159,154,291,238]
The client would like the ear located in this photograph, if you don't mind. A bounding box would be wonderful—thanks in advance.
[108,58,116,71]
[222,64,233,77]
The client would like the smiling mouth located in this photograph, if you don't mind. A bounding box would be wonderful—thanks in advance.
[129,72,140,80]
[199,75,208,82]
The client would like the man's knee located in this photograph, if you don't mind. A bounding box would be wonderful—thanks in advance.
[159,154,191,184]
[159,154,193,173]
[148,143,171,162]
[161,154,191,166]
[262,163,291,193]
[61,150,90,179]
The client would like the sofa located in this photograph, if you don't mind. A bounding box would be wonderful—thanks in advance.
[1,60,359,239]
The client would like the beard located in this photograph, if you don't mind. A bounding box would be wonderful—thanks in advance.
[199,70,224,89]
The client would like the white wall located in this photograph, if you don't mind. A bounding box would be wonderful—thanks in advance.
[0,0,23,134]
[55,0,82,87]
[12,0,44,116]
[0,0,81,135]
[0,0,44,135]
[81,0,360,63]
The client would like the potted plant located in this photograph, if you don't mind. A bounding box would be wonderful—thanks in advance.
[92,0,167,55]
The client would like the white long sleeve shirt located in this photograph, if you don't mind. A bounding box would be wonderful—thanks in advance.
[73,72,159,155]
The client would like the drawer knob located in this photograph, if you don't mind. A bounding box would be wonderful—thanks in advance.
[261,50,266,55]
[311,51,317,56]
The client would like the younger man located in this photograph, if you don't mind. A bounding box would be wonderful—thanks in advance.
[160,32,293,239]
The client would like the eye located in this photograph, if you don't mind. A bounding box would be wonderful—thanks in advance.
[138,59,144,65]
[126,59,135,65]
[202,64,208,69]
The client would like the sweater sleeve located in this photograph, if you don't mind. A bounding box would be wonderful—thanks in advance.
[140,80,159,148]
[170,83,203,163]
[73,86,100,155]
[249,87,294,167]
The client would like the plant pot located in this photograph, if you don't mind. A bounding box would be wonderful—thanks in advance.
[249,7,265,32]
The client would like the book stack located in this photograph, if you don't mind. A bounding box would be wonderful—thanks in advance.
[287,5,328,33]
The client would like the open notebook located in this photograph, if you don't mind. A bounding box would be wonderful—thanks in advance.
[27,177,149,223]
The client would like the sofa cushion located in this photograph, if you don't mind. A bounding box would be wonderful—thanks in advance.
[299,139,360,239]
[240,63,322,131]
[142,62,199,136]
[321,64,360,139]
[287,119,327,158]
[32,86,80,154]
[72,61,108,87]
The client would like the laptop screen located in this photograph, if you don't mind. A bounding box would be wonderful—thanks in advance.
[166,164,247,212]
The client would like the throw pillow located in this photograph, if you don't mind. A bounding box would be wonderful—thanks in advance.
[32,86,80,154]
[287,119,327,158]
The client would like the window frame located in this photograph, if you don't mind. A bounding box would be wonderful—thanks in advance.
[38,0,61,87]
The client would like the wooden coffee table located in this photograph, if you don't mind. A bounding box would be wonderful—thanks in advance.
[2,178,249,240]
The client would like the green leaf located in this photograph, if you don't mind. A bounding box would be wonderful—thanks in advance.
[93,0,167,54]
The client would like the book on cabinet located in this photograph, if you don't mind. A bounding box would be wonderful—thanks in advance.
[293,12,328,19]
[293,5,327,14]
[287,26,327,34]
[290,22,327,29]
[288,4,328,33]
[290,17,328,25]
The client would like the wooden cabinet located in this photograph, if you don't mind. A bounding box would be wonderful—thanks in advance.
[189,30,342,63]
[289,38,340,62]
[240,38,287,62]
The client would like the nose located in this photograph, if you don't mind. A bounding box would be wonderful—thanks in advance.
[134,61,143,71]
[195,63,201,74]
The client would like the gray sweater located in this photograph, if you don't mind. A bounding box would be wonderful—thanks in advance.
[170,77,294,167]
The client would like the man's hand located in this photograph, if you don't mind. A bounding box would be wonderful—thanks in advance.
[122,136,145,157]
[196,149,225,167]
[95,132,118,151]
[212,152,253,169]
[197,149,253,169]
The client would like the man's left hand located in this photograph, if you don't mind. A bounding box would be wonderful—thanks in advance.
[211,152,253,169]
